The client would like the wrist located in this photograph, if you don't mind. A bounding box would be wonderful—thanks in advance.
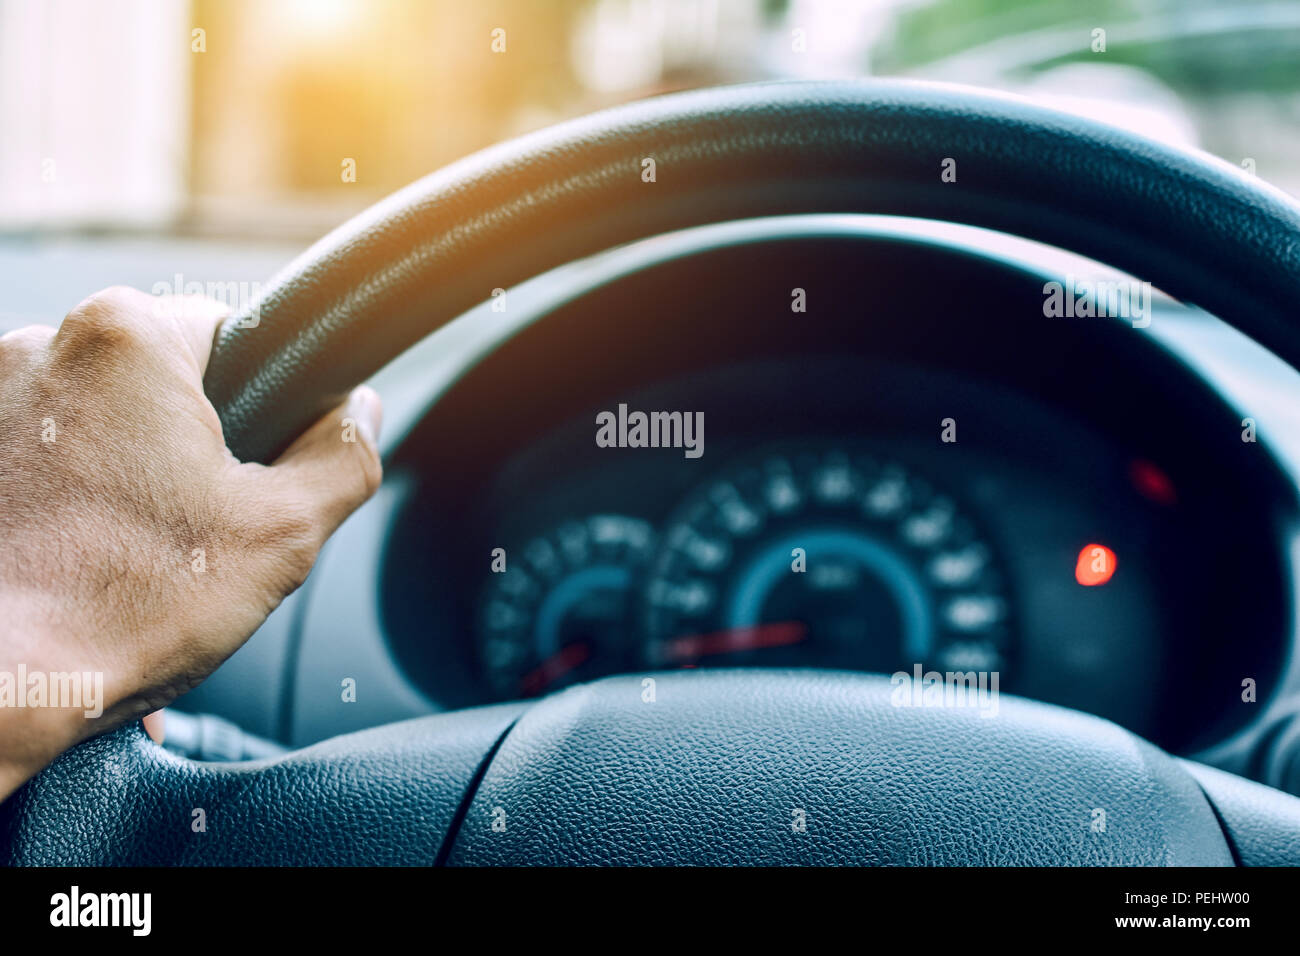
[0,597,105,801]
[0,705,78,803]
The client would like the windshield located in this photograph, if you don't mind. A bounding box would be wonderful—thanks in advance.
[2,0,1298,237]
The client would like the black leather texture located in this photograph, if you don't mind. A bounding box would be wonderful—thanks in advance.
[446,671,1235,866]
[203,79,1300,463]
[0,704,523,866]
[1182,761,1300,867]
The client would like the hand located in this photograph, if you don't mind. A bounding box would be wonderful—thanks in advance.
[0,287,382,800]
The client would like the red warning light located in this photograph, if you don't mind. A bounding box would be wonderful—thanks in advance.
[1075,544,1117,586]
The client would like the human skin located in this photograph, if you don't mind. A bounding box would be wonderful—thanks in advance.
[0,287,382,801]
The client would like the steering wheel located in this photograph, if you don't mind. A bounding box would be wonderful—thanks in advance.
[5,80,1300,866]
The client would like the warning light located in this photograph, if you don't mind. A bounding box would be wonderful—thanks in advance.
[1076,544,1117,586]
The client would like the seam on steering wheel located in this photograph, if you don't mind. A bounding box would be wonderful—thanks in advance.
[432,712,523,867]
[1188,778,1246,867]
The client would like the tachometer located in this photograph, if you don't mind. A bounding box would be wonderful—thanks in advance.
[641,447,1011,677]
[478,514,654,698]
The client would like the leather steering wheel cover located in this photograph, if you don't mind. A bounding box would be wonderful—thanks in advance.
[0,704,526,865]
[204,78,1300,463]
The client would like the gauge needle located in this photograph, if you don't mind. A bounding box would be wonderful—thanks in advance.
[520,642,592,696]
[665,620,809,662]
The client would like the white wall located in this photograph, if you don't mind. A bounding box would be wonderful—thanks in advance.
[0,0,190,229]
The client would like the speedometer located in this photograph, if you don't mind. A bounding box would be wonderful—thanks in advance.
[478,514,655,698]
[640,446,1012,678]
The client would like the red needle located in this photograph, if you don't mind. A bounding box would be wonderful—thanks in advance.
[519,642,591,696]
[664,620,809,662]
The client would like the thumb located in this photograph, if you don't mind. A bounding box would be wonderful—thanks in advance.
[264,386,384,539]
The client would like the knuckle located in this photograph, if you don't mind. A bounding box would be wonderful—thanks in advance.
[87,284,146,308]
[0,324,56,358]
[58,287,148,351]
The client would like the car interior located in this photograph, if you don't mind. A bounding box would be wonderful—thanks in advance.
[3,0,1300,871]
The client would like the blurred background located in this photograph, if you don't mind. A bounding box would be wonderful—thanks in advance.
[2,0,1299,324]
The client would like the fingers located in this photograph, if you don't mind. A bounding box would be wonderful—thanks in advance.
[261,386,384,545]
[52,286,230,376]
[33,287,384,611]
[142,710,165,744]
[160,294,230,374]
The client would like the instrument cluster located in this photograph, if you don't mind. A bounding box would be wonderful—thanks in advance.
[477,443,1012,700]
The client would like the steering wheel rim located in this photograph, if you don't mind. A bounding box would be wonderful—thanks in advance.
[7,79,1300,866]
[204,78,1300,464]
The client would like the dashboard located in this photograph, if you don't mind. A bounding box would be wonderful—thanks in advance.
[386,352,1286,755]
[177,216,1300,778]
[377,221,1295,758]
